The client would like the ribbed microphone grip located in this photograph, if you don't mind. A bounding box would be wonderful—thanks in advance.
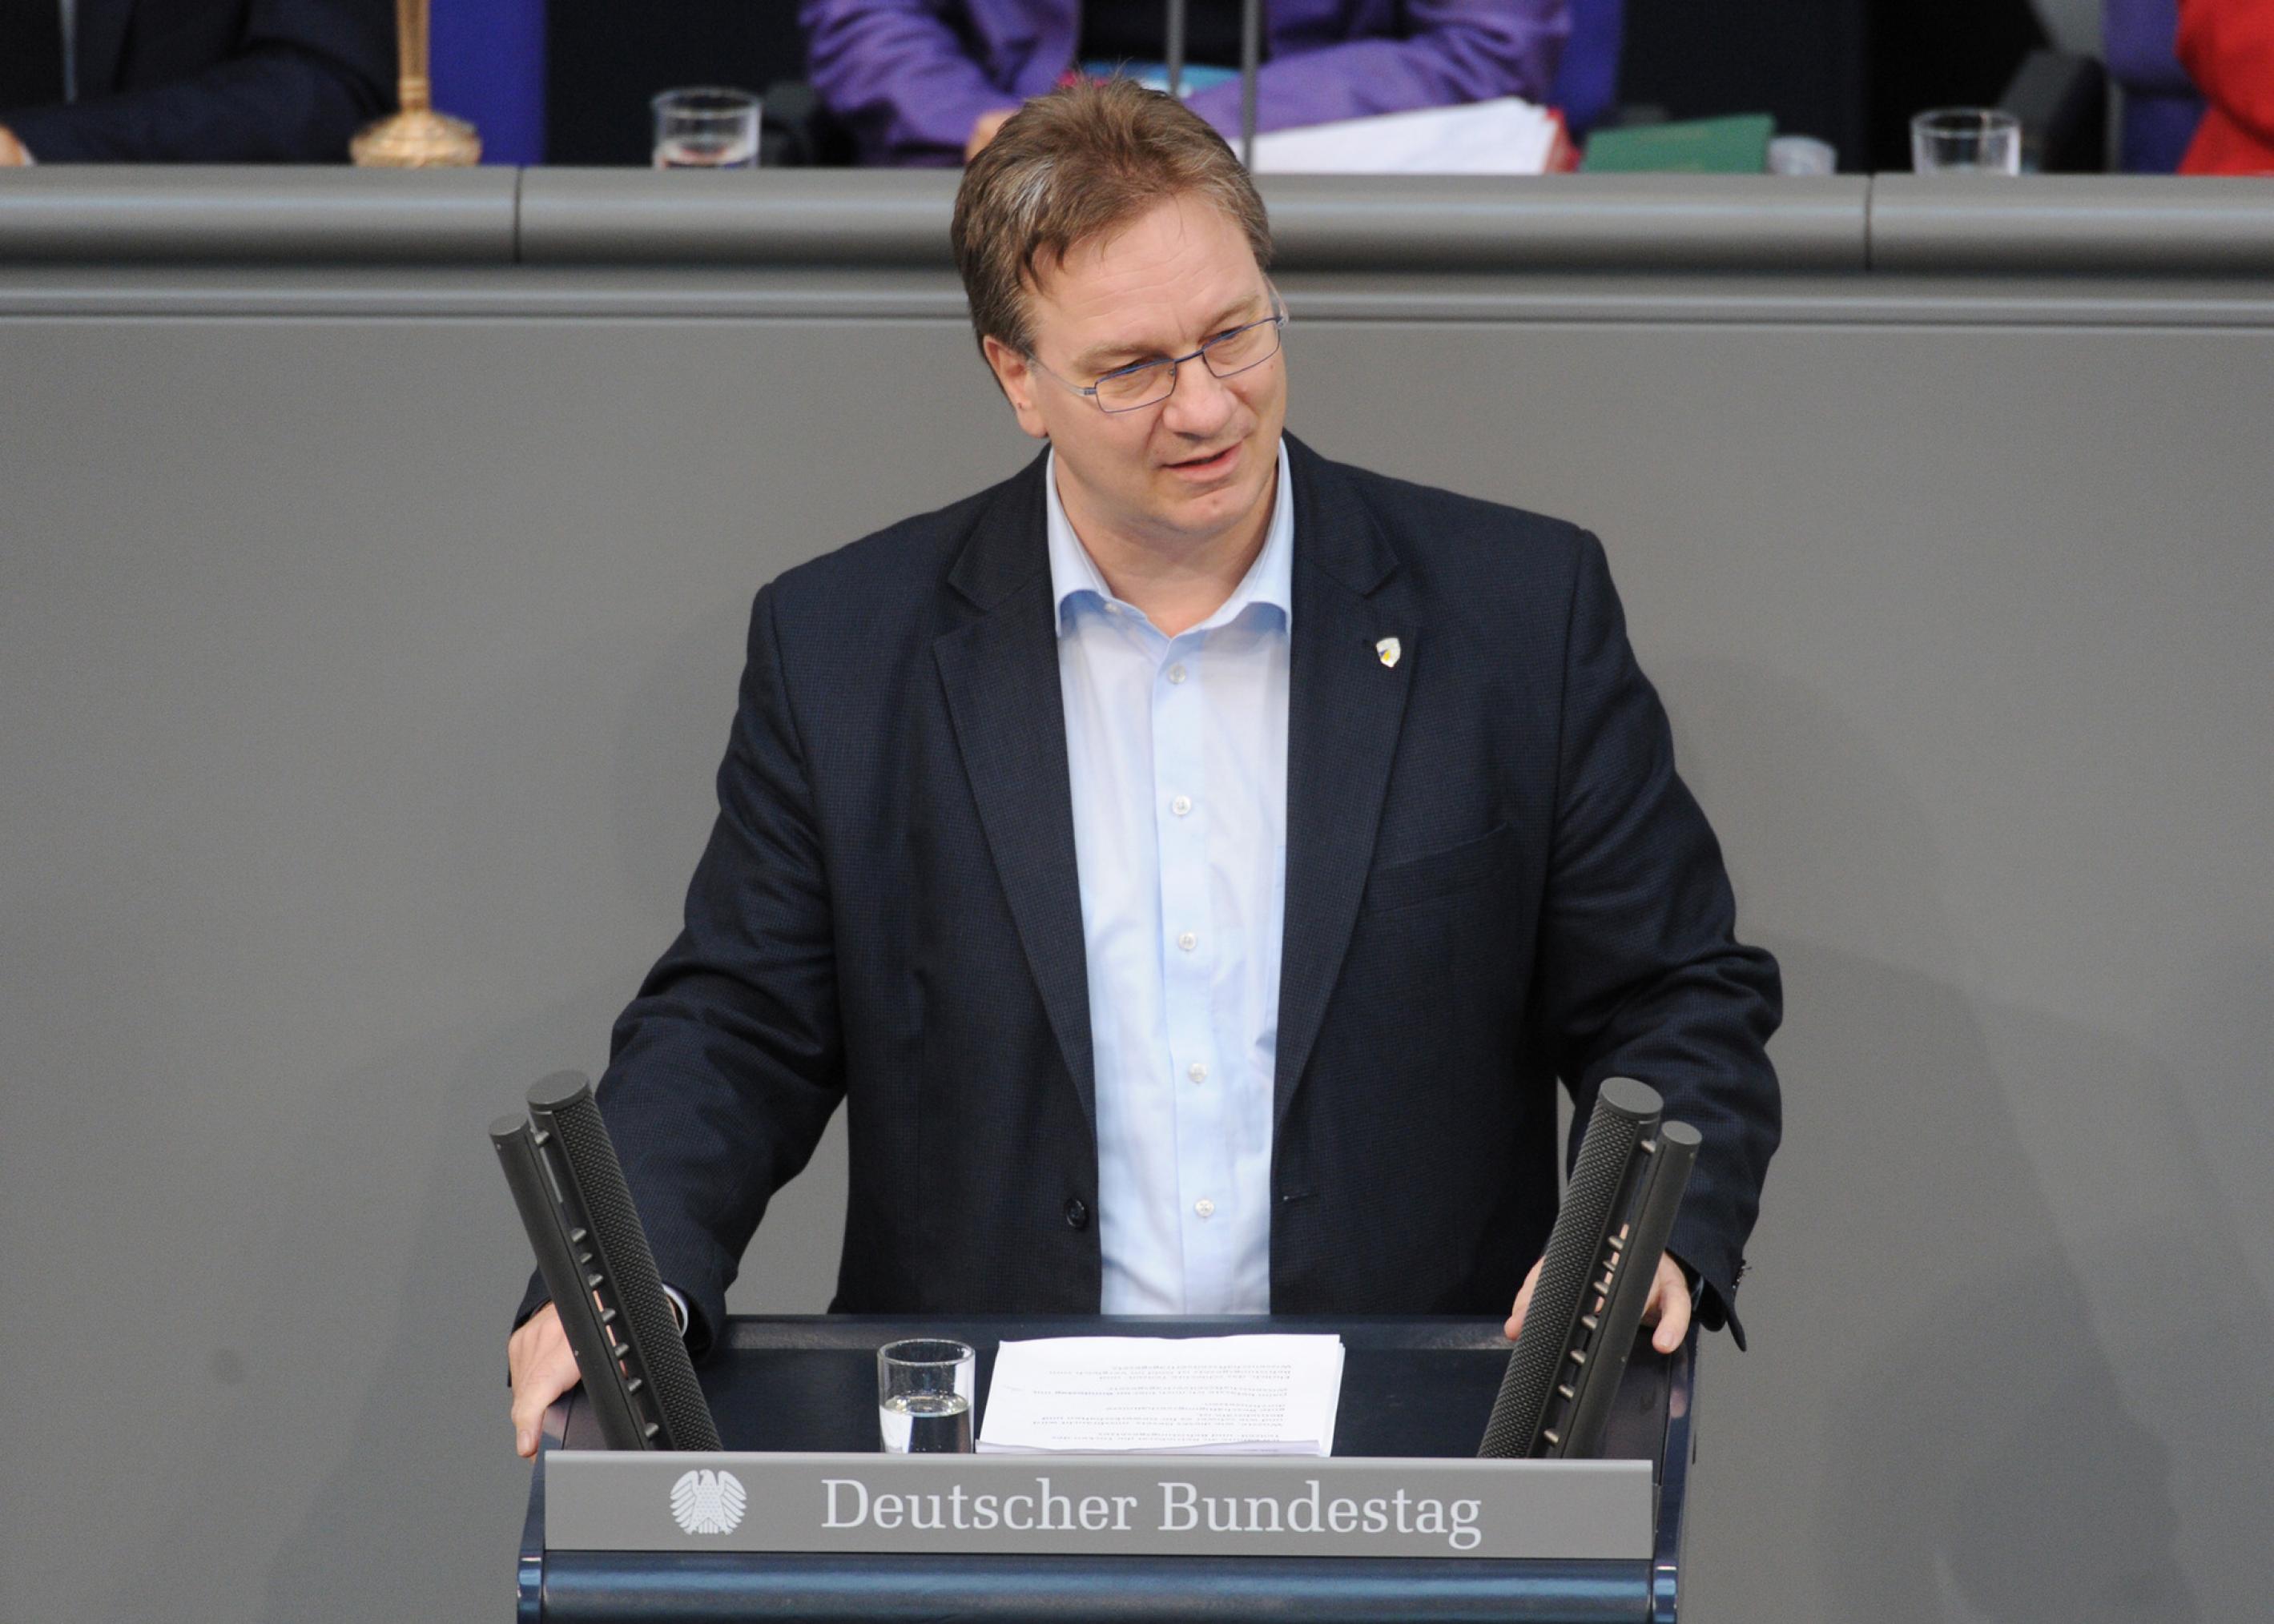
[1479,1077,1662,1457]
[530,1072,722,1452]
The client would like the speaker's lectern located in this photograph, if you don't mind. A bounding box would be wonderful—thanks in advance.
[516,1314,1695,1622]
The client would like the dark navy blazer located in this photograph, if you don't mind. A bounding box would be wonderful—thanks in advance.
[3,0,391,162]
[537,435,1782,1354]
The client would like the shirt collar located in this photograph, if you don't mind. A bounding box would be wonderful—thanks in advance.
[1044,437,1295,638]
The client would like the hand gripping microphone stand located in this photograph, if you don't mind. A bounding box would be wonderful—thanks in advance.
[1479,1077,1701,1459]
[492,1071,721,1451]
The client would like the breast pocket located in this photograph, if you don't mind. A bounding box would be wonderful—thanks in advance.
[1361,822,1515,914]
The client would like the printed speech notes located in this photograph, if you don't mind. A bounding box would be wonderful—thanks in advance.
[976,1335,1345,1457]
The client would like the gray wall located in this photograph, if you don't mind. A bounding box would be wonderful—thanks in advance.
[2,175,2270,1623]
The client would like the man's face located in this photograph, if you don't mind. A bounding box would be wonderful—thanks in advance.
[984,192,1287,554]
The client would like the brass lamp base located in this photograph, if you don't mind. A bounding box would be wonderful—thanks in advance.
[351,107,481,168]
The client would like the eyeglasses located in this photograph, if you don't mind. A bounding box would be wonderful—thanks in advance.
[1028,298,1287,414]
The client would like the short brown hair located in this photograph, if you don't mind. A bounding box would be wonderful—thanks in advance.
[950,78,1274,360]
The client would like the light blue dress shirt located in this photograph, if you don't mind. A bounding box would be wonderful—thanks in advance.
[1045,440,1294,1315]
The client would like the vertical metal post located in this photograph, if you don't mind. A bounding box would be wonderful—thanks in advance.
[1165,0,1188,99]
[1239,0,1262,166]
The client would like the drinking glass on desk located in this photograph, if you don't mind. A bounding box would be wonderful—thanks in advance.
[1911,108,2022,175]
[878,1339,976,1453]
[653,87,761,169]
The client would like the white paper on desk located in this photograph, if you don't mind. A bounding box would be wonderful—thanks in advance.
[977,1335,1345,1457]
[1250,96,1563,175]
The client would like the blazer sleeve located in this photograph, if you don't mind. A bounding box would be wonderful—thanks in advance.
[7,0,391,162]
[1182,0,1569,140]
[1528,531,1783,1347]
[515,585,847,1356]
[800,0,1024,165]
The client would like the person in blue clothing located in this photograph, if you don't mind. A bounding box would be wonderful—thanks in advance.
[507,79,1779,1457]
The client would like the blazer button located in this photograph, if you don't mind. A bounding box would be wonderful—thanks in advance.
[1063,1197,1090,1232]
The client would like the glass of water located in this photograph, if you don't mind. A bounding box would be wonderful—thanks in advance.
[877,1338,976,1453]
[1910,108,2022,175]
[652,86,761,169]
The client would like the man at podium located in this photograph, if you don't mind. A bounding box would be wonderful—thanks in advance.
[509,78,1781,1458]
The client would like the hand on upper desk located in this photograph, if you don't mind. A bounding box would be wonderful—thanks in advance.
[0,128,30,167]
[508,1301,583,1459]
[1503,1248,1692,1355]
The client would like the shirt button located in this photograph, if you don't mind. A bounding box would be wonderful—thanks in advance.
[1188,1061,1208,1083]
[1177,931,1197,952]
[1171,794,1192,817]
[1063,1197,1090,1231]
[1165,664,1187,685]
[1193,1197,1215,1220]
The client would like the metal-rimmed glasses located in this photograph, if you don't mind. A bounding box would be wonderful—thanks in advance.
[1028,295,1287,414]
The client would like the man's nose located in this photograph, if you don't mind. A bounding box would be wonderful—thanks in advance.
[1159,355,1237,436]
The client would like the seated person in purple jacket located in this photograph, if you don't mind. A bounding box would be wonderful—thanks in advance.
[803,0,1571,165]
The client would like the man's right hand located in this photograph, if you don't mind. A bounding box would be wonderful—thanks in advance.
[508,1302,583,1458]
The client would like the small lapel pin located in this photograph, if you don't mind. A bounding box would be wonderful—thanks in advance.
[1375,637,1402,669]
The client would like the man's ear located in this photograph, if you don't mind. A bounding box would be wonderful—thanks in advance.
[981,336,1050,441]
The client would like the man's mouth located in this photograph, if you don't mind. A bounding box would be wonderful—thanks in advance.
[1166,442,1240,477]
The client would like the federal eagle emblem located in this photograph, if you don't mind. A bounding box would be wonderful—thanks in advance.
[670,1468,748,1535]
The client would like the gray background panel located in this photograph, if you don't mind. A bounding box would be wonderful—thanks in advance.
[1256,174,1870,270]
[8,173,2272,275]
[0,166,519,263]
[2,221,2270,1622]
[517,168,964,265]
[1869,175,2274,273]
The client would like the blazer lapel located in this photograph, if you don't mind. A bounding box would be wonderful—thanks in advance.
[1274,438,1414,1132]
[77,0,134,96]
[933,455,1097,1133]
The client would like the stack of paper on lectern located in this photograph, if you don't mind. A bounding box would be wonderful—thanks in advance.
[1249,97,1569,175]
[978,1335,1346,1457]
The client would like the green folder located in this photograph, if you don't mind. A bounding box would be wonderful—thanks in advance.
[1580,115,1777,175]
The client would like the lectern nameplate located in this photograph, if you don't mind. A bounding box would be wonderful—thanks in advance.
[545,1450,1652,1560]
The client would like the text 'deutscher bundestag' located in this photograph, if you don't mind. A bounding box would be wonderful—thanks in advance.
[543,1451,1652,1560]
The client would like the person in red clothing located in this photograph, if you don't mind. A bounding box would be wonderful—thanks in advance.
[2177,0,2274,173]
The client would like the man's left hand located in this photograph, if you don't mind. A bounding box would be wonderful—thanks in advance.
[1503,1249,1691,1354]
[0,128,30,167]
